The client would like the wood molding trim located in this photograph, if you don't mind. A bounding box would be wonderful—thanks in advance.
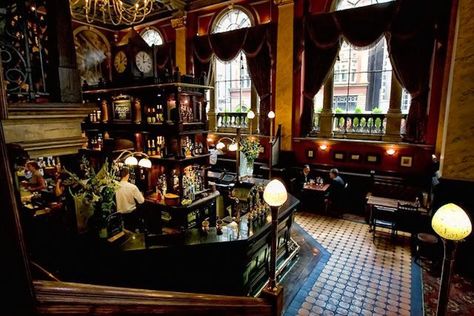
[34,280,273,315]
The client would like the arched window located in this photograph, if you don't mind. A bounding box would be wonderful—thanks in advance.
[212,8,252,115]
[312,0,411,134]
[140,27,164,47]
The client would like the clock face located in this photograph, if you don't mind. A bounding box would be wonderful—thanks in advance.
[114,51,127,74]
[141,29,163,47]
[135,51,153,73]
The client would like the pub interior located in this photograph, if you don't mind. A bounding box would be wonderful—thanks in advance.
[1,0,473,315]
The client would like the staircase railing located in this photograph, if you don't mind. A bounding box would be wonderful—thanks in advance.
[34,280,275,315]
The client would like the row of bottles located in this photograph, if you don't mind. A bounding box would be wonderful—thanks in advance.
[181,136,205,158]
[145,104,165,124]
[88,133,104,150]
[146,136,166,157]
[182,165,205,201]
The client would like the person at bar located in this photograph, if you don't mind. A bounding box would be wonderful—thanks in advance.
[116,167,145,232]
[22,161,46,192]
[325,168,346,216]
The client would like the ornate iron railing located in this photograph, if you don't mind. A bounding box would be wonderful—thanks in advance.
[0,0,49,103]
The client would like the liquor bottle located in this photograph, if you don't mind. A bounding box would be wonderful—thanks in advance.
[147,107,152,123]
[147,139,152,156]
[151,107,156,123]
[157,104,164,122]
[97,133,103,150]
[151,139,156,156]
[101,100,109,122]
[96,110,102,122]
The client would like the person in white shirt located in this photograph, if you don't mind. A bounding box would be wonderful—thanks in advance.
[116,168,145,232]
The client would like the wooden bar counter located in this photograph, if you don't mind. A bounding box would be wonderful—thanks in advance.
[94,194,300,297]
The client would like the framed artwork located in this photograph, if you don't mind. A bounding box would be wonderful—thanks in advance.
[400,156,413,167]
[333,152,345,161]
[306,149,315,159]
[366,154,380,164]
[350,153,362,162]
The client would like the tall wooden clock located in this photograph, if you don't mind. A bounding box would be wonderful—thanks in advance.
[112,45,131,83]
[128,30,154,80]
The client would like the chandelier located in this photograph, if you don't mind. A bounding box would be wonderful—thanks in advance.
[70,0,156,25]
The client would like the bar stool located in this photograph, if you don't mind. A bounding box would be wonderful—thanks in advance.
[415,232,441,269]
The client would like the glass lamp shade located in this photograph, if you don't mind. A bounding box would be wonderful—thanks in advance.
[228,142,238,152]
[432,203,472,240]
[124,156,138,166]
[247,110,255,119]
[263,179,288,207]
[216,142,226,150]
[138,158,152,168]
[267,111,275,119]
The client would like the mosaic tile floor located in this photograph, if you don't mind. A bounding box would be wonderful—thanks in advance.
[286,212,423,316]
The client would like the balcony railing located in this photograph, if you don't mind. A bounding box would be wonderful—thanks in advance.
[311,112,408,137]
[333,113,387,135]
[217,112,249,129]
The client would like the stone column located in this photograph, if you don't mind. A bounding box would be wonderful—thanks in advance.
[318,72,334,138]
[440,0,474,181]
[171,16,187,74]
[383,73,403,142]
[46,0,81,102]
[274,0,294,150]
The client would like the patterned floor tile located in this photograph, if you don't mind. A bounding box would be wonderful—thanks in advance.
[285,212,422,316]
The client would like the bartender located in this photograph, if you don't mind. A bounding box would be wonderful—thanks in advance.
[116,168,145,232]
[22,161,46,192]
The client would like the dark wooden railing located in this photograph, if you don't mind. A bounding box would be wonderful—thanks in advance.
[217,112,249,129]
[34,280,274,315]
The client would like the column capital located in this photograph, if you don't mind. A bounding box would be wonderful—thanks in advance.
[171,16,186,29]
[274,0,293,7]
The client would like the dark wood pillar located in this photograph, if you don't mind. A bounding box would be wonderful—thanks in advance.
[46,0,81,103]
[0,121,36,313]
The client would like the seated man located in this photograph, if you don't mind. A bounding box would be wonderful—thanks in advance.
[297,165,311,191]
[325,168,346,216]
[116,168,145,232]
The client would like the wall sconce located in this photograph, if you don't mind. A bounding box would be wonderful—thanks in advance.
[386,148,396,156]
[319,144,328,151]
[432,203,472,316]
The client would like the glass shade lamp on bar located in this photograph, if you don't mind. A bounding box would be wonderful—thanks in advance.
[431,203,472,316]
[114,150,152,169]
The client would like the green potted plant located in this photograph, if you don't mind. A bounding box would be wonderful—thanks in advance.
[239,137,262,177]
[63,157,118,238]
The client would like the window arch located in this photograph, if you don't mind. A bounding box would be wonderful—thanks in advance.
[313,0,411,134]
[211,8,253,116]
[140,27,164,47]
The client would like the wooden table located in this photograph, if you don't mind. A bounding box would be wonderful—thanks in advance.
[366,195,427,213]
[303,183,330,192]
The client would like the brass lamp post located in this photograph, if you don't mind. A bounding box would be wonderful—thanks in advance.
[267,111,275,179]
[263,179,288,291]
[431,203,472,316]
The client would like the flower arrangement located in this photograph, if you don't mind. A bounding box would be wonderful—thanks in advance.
[240,137,262,164]
[63,156,118,234]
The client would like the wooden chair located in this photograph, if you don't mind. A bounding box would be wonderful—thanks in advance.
[371,205,397,242]
[395,203,420,245]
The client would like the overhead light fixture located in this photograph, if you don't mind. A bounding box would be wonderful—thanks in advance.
[267,111,275,119]
[69,0,156,26]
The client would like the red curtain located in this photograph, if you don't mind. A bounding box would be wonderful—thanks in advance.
[387,0,435,143]
[302,0,435,142]
[192,24,275,135]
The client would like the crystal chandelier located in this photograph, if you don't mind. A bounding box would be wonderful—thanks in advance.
[70,0,156,25]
